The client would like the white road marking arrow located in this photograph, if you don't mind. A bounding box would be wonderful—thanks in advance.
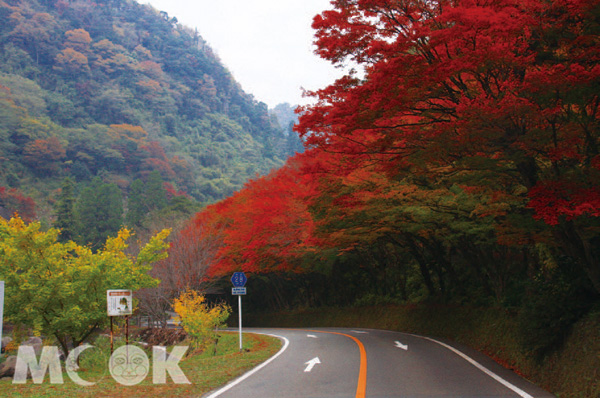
[351,330,369,334]
[304,357,321,372]
[307,334,318,338]
[395,340,408,350]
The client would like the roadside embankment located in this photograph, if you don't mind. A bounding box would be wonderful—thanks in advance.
[247,304,599,398]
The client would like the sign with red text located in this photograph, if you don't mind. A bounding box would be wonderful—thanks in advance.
[107,290,132,316]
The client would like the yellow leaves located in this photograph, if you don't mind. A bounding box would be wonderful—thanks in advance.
[108,123,148,144]
[3,213,27,231]
[17,117,52,140]
[0,215,169,349]
[103,226,131,253]
[173,290,206,319]
[173,289,231,351]
[136,228,170,267]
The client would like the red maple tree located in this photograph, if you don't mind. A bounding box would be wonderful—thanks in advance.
[296,0,600,292]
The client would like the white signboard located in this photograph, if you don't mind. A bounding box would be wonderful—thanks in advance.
[232,287,247,295]
[107,290,132,316]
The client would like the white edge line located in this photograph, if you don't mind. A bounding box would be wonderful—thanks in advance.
[407,333,534,398]
[203,333,290,398]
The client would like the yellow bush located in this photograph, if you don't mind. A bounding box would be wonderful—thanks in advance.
[173,290,231,352]
[4,339,18,354]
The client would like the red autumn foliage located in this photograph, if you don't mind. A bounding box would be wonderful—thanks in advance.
[0,186,36,221]
[186,159,317,278]
[170,0,600,294]
[297,0,600,216]
[528,180,600,225]
[140,141,176,179]
[163,182,189,200]
[294,0,600,291]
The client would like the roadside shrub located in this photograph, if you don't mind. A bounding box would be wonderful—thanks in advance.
[518,260,596,358]
[173,290,231,352]
[353,293,403,307]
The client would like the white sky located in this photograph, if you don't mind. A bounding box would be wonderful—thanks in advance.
[143,0,341,108]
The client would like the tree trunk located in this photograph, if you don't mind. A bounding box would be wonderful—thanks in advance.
[405,237,437,296]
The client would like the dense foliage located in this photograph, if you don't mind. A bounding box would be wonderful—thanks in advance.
[0,215,170,356]
[2,0,598,364]
[173,289,231,352]
[0,0,296,225]
[176,0,600,357]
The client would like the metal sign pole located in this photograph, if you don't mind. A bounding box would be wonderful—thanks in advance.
[0,281,4,358]
[110,316,114,355]
[238,294,242,351]
[231,272,247,352]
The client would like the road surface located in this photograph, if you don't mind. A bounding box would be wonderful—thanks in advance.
[203,327,555,398]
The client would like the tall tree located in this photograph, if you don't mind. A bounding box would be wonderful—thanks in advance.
[74,177,123,250]
[187,158,316,277]
[296,0,600,293]
[54,177,76,242]
[126,178,146,227]
[0,215,170,356]
[145,170,168,211]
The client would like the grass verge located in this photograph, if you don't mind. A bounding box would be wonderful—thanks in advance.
[248,304,599,398]
[0,331,281,398]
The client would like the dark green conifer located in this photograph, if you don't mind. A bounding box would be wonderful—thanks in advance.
[74,177,123,251]
[54,177,76,242]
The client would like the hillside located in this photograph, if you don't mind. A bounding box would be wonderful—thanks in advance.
[0,0,295,222]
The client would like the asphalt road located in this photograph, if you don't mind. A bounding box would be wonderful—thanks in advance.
[203,328,555,398]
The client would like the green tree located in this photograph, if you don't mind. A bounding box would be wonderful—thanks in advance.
[145,170,168,211]
[74,177,123,250]
[126,173,169,227]
[126,178,146,226]
[0,215,170,356]
[10,12,60,65]
[53,177,76,242]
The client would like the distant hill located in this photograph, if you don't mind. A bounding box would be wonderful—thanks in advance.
[0,0,300,223]
[271,103,298,131]
[270,102,304,155]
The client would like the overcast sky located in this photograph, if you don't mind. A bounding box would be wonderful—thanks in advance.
[143,0,341,108]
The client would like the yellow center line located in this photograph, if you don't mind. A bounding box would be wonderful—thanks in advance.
[304,329,368,398]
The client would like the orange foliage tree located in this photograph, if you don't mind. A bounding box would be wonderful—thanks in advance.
[22,136,66,175]
[64,28,91,52]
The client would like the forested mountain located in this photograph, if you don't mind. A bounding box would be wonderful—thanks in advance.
[0,0,295,223]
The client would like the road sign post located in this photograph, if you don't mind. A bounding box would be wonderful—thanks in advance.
[238,294,242,351]
[231,272,247,352]
[107,290,133,317]
[0,281,4,358]
[107,290,133,354]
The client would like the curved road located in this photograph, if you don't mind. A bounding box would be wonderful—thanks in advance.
[204,328,555,398]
